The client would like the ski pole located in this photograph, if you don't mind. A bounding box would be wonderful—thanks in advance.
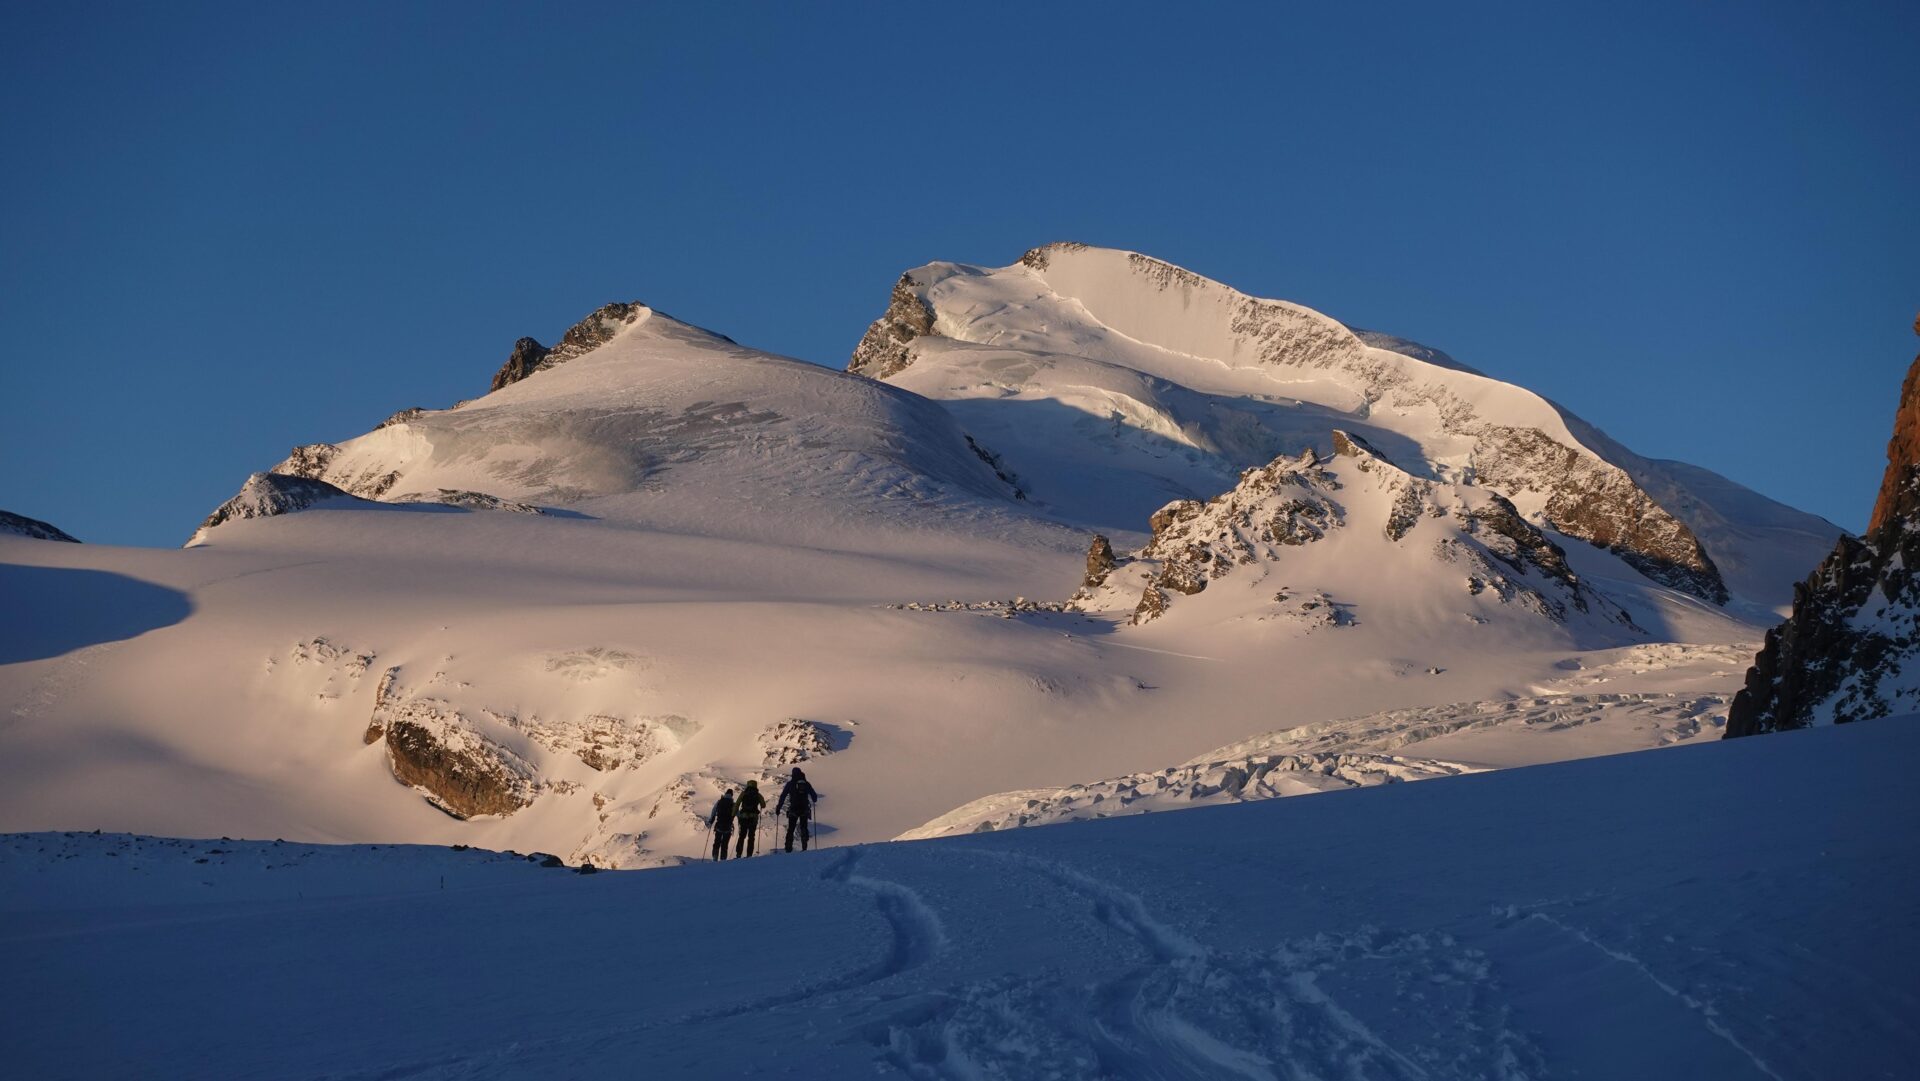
[703,821,713,861]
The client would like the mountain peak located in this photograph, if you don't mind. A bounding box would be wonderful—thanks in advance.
[489,302,653,391]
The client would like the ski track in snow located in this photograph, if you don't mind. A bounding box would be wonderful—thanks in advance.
[1522,911,1784,1081]
[316,850,953,1081]
[868,848,1542,1081]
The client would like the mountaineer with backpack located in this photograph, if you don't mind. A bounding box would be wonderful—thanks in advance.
[734,779,766,858]
[707,789,736,861]
[775,767,821,853]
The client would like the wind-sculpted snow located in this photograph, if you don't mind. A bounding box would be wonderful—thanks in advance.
[861,242,1837,607]
[5,722,1911,1079]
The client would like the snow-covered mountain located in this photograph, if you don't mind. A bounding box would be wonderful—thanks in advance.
[852,242,1839,610]
[0,253,1832,869]
[248,301,1031,546]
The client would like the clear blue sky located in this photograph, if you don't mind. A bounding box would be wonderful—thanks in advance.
[3,2,1915,546]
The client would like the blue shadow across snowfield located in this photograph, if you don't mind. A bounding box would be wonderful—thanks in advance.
[0,564,194,664]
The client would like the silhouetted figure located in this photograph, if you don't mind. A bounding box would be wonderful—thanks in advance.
[776,768,821,853]
[734,779,766,857]
[709,789,736,861]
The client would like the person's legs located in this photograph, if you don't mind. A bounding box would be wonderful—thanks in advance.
[800,816,811,851]
[713,829,730,861]
[784,815,798,853]
[738,818,757,857]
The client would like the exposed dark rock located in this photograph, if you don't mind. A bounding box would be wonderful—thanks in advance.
[389,490,546,515]
[1471,425,1727,604]
[1111,432,1629,630]
[1083,534,1117,588]
[490,336,552,392]
[1728,317,1920,736]
[0,510,79,543]
[278,444,338,480]
[1018,241,1088,272]
[1129,451,1340,624]
[550,302,648,363]
[963,435,1026,499]
[367,668,536,818]
[848,274,935,379]
[190,473,358,545]
[759,717,841,768]
[377,407,427,430]
[489,302,649,392]
[1459,498,1588,613]
[1868,314,1920,536]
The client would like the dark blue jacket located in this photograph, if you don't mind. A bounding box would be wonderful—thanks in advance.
[776,778,819,819]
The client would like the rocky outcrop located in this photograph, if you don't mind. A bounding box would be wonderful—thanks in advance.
[1105,432,1632,632]
[1083,534,1117,589]
[1471,426,1726,603]
[514,714,665,772]
[376,407,427,430]
[364,668,537,818]
[388,490,547,515]
[489,303,650,391]
[1127,450,1343,624]
[189,473,359,546]
[1728,318,1920,736]
[758,718,841,767]
[848,274,935,379]
[1868,315,1920,535]
[490,337,552,391]
[272,445,398,501]
[0,510,79,543]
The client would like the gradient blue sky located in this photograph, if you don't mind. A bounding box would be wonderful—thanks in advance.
[3,2,1915,547]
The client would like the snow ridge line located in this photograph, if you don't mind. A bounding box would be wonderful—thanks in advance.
[1525,912,1785,1081]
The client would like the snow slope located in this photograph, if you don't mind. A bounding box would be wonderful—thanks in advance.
[4,720,1912,1079]
[858,243,1839,610]
[0,282,1788,869]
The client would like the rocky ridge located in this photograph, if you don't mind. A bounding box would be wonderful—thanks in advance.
[1080,429,1635,634]
[1727,317,1920,735]
[0,510,79,543]
[488,302,651,391]
[848,273,936,381]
